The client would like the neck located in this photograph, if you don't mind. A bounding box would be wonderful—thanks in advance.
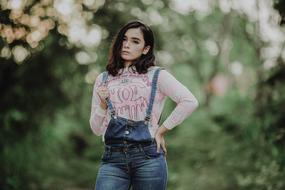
[124,61,132,68]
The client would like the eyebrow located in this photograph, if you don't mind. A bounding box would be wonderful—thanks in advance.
[123,35,141,41]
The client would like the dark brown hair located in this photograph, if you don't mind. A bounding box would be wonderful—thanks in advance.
[106,20,155,76]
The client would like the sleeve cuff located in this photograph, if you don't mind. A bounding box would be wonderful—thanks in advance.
[162,119,174,130]
[95,106,107,117]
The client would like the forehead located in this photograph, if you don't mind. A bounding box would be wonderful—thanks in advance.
[124,28,144,40]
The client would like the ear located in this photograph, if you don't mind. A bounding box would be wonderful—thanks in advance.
[142,45,150,55]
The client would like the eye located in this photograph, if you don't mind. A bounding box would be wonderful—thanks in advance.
[133,40,139,44]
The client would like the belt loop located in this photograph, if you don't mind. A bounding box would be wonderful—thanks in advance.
[138,144,143,152]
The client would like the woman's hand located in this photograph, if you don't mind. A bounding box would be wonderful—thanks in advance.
[155,125,170,155]
[96,85,109,109]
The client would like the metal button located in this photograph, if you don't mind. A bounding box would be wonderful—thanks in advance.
[125,130,130,135]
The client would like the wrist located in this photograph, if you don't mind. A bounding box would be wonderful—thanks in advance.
[157,125,169,135]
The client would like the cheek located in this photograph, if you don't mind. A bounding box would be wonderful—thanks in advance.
[133,46,144,54]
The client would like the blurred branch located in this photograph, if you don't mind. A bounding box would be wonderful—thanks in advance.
[189,21,205,84]
[204,12,232,107]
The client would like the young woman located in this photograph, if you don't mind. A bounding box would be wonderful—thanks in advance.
[90,20,199,190]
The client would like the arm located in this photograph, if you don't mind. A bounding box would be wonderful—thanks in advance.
[89,73,108,136]
[158,69,199,130]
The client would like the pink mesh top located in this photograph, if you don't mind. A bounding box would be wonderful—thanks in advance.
[89,66,199,141]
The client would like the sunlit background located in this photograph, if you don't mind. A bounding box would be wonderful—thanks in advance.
[1,0,285,189]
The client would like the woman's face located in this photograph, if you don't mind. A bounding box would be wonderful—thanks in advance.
[121,28,150,62]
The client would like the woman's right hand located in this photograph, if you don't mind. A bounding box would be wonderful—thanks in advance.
[96,85,109,109]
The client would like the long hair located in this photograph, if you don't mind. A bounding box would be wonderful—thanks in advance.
[106,20,155,76]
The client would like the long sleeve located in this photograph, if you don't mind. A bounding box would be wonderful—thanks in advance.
[89,73,108,136]
[158,70,199,130]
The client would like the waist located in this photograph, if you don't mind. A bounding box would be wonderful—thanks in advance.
[104,140,156,152]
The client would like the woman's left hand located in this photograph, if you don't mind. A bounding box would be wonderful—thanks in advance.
[155,125,170,155]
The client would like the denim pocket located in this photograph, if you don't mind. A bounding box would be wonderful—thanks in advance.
[142,144,164,159]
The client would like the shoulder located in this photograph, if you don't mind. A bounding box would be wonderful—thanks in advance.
[148,66,170,75]
[146,67,171,82]
[96,71,105,81]
[147,66,166,74]
[95,71,108,85]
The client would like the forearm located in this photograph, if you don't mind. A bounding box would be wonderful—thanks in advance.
[162,99,199,130]
[89,114,106,136]
[90,101,108,136]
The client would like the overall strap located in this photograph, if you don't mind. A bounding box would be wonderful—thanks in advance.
[101,71,116,118]
[144,68,164,124]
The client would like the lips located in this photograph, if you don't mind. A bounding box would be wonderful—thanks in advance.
[122,51,130,54]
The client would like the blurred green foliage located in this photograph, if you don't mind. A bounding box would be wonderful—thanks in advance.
[1,0,285,189]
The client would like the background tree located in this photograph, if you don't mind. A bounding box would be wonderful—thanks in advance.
[1,0,285,189]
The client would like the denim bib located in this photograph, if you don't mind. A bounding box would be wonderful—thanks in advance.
[101,68,163,144]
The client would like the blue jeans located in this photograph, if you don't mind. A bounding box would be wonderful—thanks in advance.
[95,142,168,190]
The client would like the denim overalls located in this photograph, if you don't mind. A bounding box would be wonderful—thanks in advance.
[95,68,168,190]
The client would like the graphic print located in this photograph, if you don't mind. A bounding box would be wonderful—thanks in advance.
[108,73,152,120]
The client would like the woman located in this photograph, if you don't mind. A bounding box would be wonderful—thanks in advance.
[90,20,199,190]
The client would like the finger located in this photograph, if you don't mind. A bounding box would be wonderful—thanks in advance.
[156,140,160,153]
[162,142,167,155]
[97,86,107,93]
[97,90,106,98]
[97,90,108,99]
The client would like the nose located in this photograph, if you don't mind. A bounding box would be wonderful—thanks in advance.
[123,40,130,48]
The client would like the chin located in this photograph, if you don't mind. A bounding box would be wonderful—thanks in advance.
[121,55,135,61]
